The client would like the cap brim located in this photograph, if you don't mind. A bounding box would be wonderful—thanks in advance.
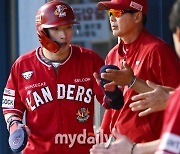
[97,2,127,10]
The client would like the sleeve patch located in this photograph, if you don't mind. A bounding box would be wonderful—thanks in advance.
[158,132,180,153]
[2,96,15,108]
[4,88,15,96]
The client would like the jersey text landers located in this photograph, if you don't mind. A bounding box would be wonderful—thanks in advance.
[25,83,93,111]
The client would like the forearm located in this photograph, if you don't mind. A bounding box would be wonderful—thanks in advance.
[4,113,21,122]
[131,78,153,94]
[134,139,160,154]
[130,77,174,94]
[161,86,174,94]
[4,113,23,131]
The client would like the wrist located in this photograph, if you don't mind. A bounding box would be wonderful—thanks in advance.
[9,122,20,133]
[132,143,145,154]
[9,120,22,133]
[131,142,137,154]
[128,76,136,88]
[6,115,22,132]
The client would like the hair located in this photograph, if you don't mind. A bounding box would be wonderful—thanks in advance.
[169,0,180,33]
[142,15,147,27]
[44,28,50,38]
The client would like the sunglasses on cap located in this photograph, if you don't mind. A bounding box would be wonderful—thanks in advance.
[108,9,138,18]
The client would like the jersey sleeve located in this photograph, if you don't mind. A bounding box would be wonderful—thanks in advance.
[2,62,26,118]
[100,109,112,135]
[92,52,106,105]
[149,44,180,88]
[156,87,180,153]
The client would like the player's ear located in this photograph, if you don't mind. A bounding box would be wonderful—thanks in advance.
[134,12,142,24]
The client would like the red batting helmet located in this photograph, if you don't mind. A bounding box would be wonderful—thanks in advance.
[36,0,79,53]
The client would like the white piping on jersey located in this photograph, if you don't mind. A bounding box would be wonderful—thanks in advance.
[36,45,73,67]
[36,48,51,67]
[61,45,72,65]
[122,44,128,55]
[3,108,24,114]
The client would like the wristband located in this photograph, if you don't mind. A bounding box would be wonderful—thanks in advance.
[8,120,22,132]
[128,76,136,89]
[131,143,137,154]
[7,115,22,132]
[7,114,21,123]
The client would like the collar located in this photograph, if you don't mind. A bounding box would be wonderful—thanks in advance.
[118,29,147,57]
[36,45,73,67]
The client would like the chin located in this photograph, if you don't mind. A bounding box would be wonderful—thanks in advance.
[112,31,120,37]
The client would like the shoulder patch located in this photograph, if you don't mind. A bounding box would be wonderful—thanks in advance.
[4,88,15,96]
[2,95,15,108]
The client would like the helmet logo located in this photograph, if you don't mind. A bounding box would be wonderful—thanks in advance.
[54,5,67,17]
[36,15,42,24]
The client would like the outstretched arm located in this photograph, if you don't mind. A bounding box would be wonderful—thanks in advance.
[130,80,174,117]
[101,62,152,93]
[90,128,160,154]
[100,62,174,116]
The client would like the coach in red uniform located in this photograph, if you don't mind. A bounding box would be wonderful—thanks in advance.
[90,0,180,153]
[96,0,180,143]
[1,1,116,154]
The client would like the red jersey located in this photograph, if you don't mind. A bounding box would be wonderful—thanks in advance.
[156,86,180,154]
[2,45,105,154]
[101,29,180,143]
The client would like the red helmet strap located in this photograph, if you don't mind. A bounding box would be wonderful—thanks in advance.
[37,28,60,53]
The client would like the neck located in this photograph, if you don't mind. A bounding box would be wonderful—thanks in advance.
[42,47,71,61]
[121,26,144,44]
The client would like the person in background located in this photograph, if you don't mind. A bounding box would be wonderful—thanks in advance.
[90,0,180,153]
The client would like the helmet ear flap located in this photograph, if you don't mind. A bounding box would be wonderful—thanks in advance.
[37,28,60,53]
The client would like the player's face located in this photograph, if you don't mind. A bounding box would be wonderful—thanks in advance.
[173,27,180,58]
[48,24,73,51]
[109,11,140,38]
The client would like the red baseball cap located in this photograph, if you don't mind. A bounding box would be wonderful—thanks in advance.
[97,0,148,15]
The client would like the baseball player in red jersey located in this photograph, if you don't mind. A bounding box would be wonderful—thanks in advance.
[1,1,124,153]
[95,0,180,145]
[155,1,180,153]
[155,87,180,154]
